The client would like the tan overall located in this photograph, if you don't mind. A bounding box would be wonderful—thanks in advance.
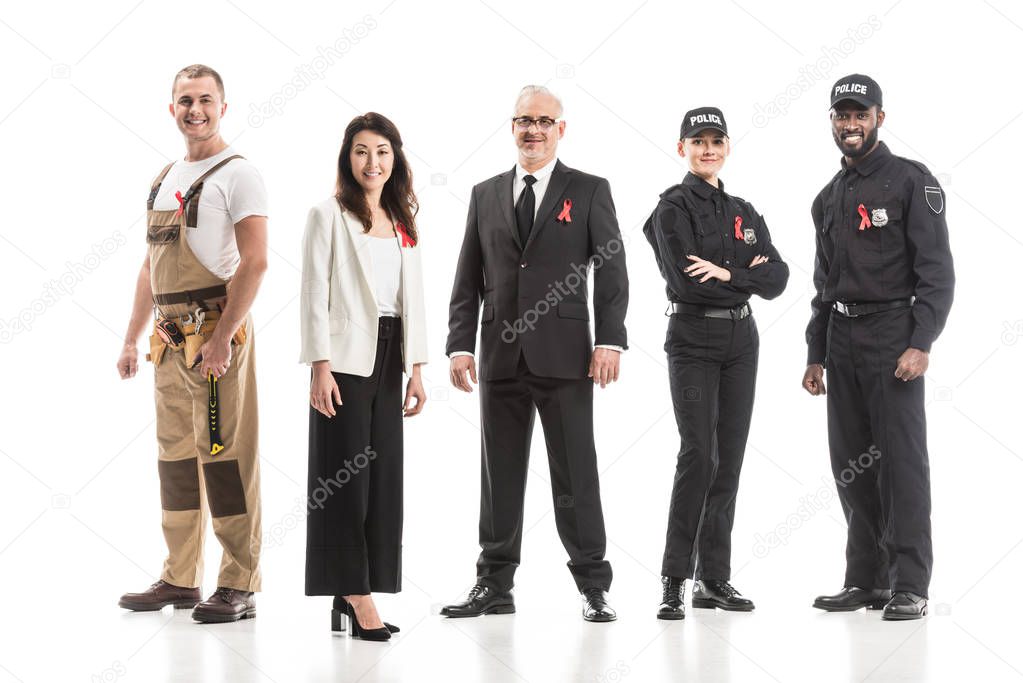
[145,156,261,592]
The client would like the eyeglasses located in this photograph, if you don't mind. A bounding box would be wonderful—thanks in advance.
[512,116,561,131]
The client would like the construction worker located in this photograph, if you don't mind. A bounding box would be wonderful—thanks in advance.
[116,64,268,623]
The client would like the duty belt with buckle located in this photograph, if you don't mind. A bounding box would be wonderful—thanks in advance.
[668,302,752,320]
[833,298,913,318]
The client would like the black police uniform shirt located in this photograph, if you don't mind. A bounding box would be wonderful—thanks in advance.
[643,172,789,308]
[805,141,955,365]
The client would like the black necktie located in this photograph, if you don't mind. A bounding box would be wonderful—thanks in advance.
[515,174,537,246]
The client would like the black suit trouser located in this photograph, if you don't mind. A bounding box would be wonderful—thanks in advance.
[476,355,612,592]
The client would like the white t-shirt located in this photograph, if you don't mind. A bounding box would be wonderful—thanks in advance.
[364,234,403,316]
[151,146,268,279]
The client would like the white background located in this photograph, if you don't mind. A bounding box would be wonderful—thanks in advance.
[1,1,1020,682]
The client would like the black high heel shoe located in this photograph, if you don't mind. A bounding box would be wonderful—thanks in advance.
[331,597,398,639]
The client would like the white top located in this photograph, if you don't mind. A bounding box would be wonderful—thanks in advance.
[151,146,268,279]
[513,155,559,219]
[365,234,403,316]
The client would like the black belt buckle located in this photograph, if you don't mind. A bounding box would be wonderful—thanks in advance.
[834,301,857,318]
[732,303,750,320]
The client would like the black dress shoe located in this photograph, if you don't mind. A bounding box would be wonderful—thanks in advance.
[581,588,617,622]
[657,576,685,620]
[882,591,927,621]
[692,580,754,611]
[440,584,515,618]
[331,597,399,634]
[813,587,892,612]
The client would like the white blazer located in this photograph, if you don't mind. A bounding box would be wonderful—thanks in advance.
[299,197,428,376]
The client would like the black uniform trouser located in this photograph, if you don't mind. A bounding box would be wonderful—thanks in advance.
[305,317,404,596]
[476,354,612,593]
[661,312,758,580]
[826,306,931,597]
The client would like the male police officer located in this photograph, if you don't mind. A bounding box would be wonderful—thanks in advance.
[803,75,954,620]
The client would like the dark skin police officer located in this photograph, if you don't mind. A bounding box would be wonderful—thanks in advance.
[803,75,955,620]
[643,107,789,620]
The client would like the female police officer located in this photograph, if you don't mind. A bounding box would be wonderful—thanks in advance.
[642,107,789,619]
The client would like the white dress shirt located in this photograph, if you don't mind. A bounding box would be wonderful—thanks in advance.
[513,155,559,220]
[450,156,622,358]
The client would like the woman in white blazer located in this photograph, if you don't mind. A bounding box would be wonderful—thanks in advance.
[300,113,428,641]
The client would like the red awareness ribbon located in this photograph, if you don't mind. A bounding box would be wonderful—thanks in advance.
[857,203,871,230]
[734,216,743,240]
[395,222,415,247]
[557,199,572,223]
[174,190,185,217]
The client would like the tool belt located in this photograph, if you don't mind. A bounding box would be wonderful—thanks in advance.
[146,310,247,368]
[668,301,752,320]
[832,298,913,318]
[152,284,228,307]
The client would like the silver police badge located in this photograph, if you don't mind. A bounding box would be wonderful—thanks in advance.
[871,208,888,228]
[743,227,757,245]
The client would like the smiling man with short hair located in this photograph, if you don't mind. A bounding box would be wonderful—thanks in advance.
[804,74,955,621]
[444,85,629,622]
[116,64,268,624]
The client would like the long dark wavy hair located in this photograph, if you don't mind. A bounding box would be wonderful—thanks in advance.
[336,112,418,243]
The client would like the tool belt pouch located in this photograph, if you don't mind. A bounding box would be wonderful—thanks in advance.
[184,333,205,369]
[147,334,168,366]
[232,322,247,346]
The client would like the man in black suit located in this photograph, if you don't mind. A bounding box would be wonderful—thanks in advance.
[442,85,629,622]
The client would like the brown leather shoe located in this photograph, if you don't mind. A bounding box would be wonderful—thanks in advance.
[118,580,201,611]
[191,587,256,623]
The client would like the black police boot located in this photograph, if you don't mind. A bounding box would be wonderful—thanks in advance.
[657,576,685,620]
[581,587,617,622]
[882,592,927,621]
[813,587,892,612]
[692,579,754,611]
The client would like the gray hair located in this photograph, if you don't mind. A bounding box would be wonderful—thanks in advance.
[513,85,563,117]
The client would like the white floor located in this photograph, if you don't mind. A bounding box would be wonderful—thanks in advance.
[4,535,1019,683]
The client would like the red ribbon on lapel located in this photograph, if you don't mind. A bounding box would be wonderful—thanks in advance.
[174,190,185,217]
[395,222,415,247]
[857,203,870,230]
[557,199,572,223]
[734,216,743,240]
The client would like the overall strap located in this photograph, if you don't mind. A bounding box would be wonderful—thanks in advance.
[181,155,245,227]
[181,155,245,203]
[146,162,175,210]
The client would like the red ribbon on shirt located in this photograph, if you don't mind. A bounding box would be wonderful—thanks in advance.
[174,190,185,217]
[395,222,416,247]
[557,199,572,223]
[734,216,743,240]
[857,203,871,230]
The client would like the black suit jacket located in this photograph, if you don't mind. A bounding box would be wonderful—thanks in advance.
[447,160,629,381]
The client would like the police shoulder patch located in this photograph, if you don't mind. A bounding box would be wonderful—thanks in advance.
[924,185,944,215]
